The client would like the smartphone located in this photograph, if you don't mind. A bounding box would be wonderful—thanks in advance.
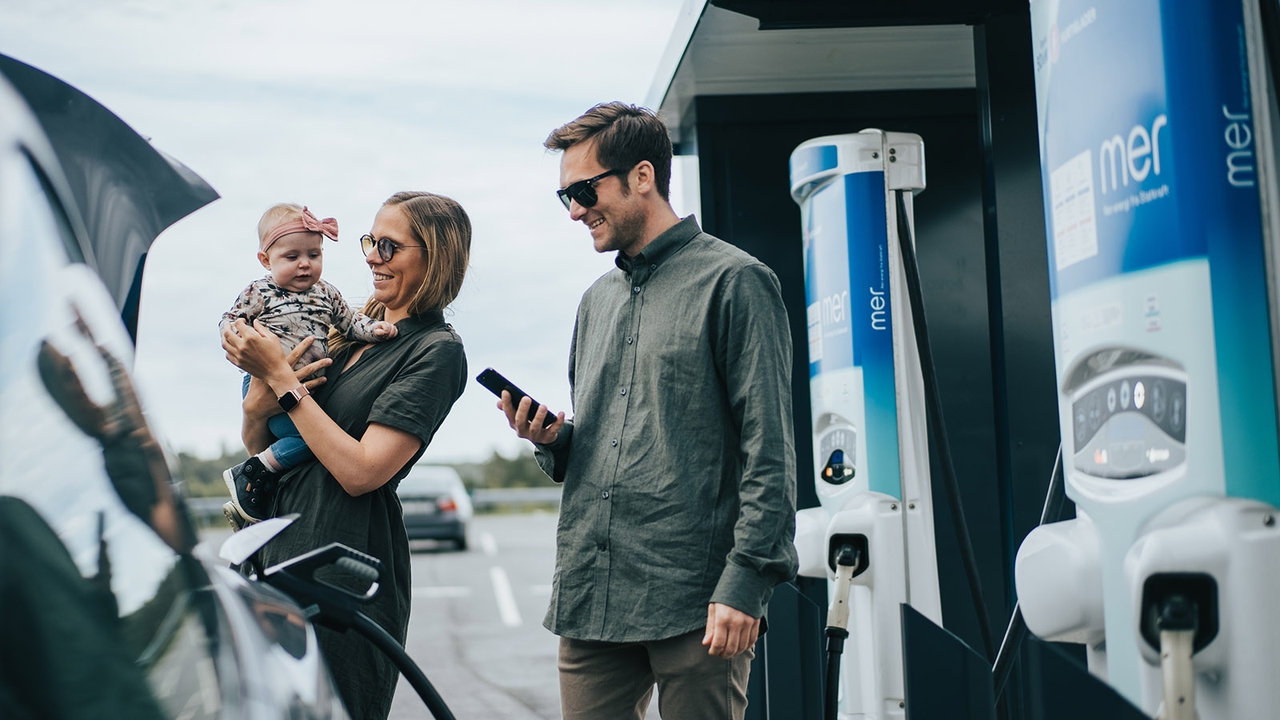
[476,368,557,429]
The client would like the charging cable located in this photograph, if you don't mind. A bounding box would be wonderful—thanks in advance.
[992,446,1064,701]
[825,543,864,720]
[894,190,995,661]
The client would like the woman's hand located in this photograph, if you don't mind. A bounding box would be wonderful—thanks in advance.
[222,319,297,385]
[226,321,415,497]
[234,335,331,456]
[238,336,332,417]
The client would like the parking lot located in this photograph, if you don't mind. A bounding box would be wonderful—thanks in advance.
[204,511,658,719]
[389,511,563,719]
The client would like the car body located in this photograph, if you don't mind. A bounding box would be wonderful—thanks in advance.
[0,59,347,719]
[397,465,473,549]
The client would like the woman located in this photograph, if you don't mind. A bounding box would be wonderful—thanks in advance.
[221,191,470,720]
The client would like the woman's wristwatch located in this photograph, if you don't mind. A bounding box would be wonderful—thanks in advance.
[277,385,310,413]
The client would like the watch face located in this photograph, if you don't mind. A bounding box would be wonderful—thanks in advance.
[278,387,305,412]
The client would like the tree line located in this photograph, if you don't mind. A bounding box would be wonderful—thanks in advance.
[173,447,551,498]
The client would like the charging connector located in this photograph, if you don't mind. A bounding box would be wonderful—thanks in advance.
[1156,594,1199,720]
[825,543,864,720]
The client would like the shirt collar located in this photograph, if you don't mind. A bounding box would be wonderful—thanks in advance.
[615,215,701,274]
[397,308,446,334]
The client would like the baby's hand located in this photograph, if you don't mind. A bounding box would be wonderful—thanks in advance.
[372,321,398,339]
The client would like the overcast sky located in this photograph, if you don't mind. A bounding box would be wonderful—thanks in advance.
[0,0,699,464]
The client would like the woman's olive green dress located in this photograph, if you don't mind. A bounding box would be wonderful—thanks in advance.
[256,310,466,720]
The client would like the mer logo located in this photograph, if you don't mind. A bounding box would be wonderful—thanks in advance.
[1099,114,1167,194]
[870,287,887,331]
[1223,104,1255,188]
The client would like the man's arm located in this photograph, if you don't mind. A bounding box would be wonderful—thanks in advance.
[532,420,574,483]
[705,262,800,656]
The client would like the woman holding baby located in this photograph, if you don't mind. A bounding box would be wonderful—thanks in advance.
[221,191,470,720]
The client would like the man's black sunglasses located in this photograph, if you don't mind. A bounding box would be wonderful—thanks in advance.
[360,233,425,262]
[556,169,622,210]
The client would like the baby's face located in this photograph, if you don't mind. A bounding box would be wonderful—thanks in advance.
[259,231,324,292]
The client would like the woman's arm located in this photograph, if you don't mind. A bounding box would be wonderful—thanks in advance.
[287,415,421,496]
[239,375,279,455]
[223,319,421,496]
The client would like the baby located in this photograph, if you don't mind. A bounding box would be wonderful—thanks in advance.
[219,203,395,528]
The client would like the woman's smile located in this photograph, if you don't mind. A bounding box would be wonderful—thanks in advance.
[365,204,428,319]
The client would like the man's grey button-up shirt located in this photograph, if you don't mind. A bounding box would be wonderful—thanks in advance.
[535,216,798,643]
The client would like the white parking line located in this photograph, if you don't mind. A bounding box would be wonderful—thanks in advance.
[480,532,498,557]
[413,586,472,599]
[489,566,522,627]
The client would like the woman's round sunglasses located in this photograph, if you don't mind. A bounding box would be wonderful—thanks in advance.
[556,168,622,211]
[360,234,425,262]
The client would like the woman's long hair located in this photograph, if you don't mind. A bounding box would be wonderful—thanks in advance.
[328,191,471,357]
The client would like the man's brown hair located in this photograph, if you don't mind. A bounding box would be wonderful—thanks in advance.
[544,102,673,201]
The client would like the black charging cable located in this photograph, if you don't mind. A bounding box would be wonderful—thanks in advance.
[263,543,458,720]
[894,190,996,662]
[992,445,1065,701]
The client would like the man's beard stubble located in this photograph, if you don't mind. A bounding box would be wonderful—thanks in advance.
[602,201,648,256]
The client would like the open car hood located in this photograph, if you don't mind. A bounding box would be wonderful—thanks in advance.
[0,53,218,340]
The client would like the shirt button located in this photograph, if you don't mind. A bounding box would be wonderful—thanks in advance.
[633,286,641,294]
[626,336,633,344]
[650,264,657,271]
[601,491,610,499]
[611,439,618,447]
[598,542,607,551]
[620,388,627,396]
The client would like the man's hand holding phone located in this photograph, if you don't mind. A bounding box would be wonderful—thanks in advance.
[498,391,564,444]
[476,368,564,443]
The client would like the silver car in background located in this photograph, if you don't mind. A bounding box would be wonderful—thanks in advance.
[397,465,473,550]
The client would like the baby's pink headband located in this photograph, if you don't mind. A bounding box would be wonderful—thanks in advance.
[260,207,339,253]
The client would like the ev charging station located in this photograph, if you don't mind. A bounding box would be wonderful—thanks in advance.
[1015,0,1280,717]
[790,130,943,719]
[648,1,1280,716]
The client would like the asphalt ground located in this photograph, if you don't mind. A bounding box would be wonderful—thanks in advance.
[202,512,661,719]
[389,511,564,720]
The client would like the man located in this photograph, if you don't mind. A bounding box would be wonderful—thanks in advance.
[498,102,798,720]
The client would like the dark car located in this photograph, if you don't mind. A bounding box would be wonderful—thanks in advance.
[397,465,473,550]
[0,56,348,719]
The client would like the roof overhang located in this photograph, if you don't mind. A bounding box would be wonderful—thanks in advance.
[704,0,1022,30]
[648,0,978,147]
